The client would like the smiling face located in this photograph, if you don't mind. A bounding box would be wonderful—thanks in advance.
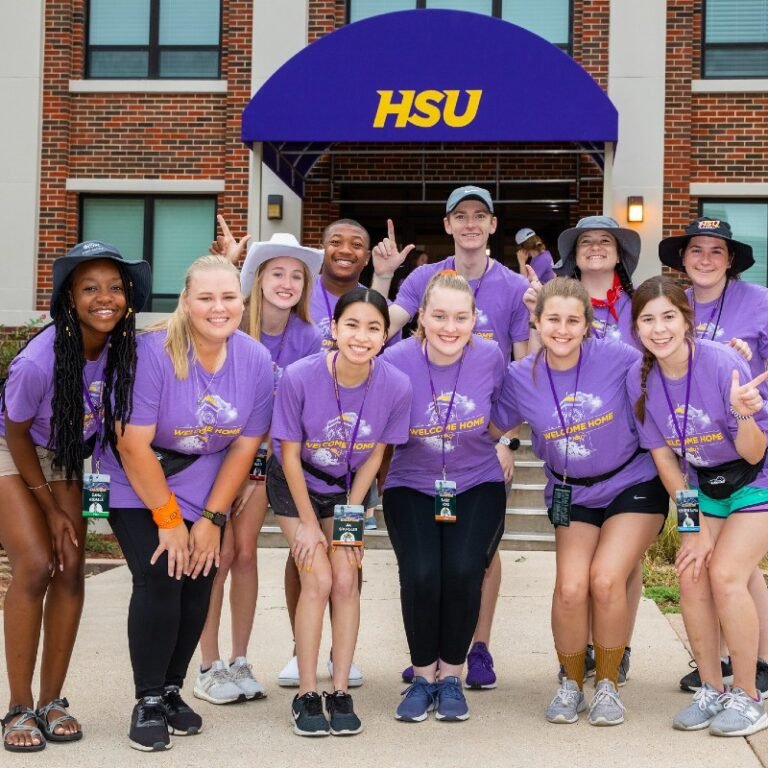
[419,286,475,364]
[331,300,387,366]
[682,235,732,293]
[259,256,306,311]
[70,259,127,341]
[535,296,588,368]
[322,223,370,284]
[635,295,691,368]
[443,200,497,255]
[574,229,619,275]
[183,265,244,347]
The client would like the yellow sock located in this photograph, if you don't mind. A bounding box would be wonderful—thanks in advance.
[594,643,625,687]
[557,648,586,690]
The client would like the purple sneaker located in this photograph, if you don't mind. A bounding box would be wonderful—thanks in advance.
[464,642,497,690]
[402,665,414,684]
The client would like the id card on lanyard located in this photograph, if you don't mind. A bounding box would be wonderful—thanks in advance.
[424,343,466,523]
[329,352,372,546]
[545,348,583,528]
[81,373,110,518]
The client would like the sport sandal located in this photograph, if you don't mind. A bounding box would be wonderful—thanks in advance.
[2,706,46,752]
[36,698,83,742]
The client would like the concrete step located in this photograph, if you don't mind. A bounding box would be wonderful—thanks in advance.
[512,459,545,484]
[505,507,551,535]
[506,483,547,508]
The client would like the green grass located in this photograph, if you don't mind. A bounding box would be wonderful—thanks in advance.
[644,584,681,614]
[84,531,121,557]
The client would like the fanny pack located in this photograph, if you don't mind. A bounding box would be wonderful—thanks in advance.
[300,459,354,491]
[695,451,766,500]
[109,434,201,478]
[548,446,647,488]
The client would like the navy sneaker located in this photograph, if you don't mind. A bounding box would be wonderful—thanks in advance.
[162,686,202,735]
[395,676,436,722]
[435,676,470,721]
[323,690,362,736]
[464,642,497,690]
[129,696,171,752]
[291,692,330,737]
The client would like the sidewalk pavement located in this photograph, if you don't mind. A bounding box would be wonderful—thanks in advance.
[1,549,764,767]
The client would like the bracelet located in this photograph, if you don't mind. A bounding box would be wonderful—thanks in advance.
[730,406,754,422]
[151,491,183,529]
[374,272,395,280]
[28,481,52,493]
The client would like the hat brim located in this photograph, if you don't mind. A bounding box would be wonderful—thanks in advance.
[445,194,494,214]
[240,242,323,296]
[658,235,755,273]
[50,255,152,316]
[557,225,641,277]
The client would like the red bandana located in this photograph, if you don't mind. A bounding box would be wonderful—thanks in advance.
[591,272,623,322]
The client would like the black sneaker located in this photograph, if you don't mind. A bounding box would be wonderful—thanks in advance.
[129,696,171,752]
[679,657,733,692]
[324,690,363,736]
[163,685,202,735]
[617,647,631,687]
[291,692,330,737]
[757,658,768,700]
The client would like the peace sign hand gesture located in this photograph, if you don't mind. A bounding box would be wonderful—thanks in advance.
[210,214,251,265]
[372,218,414,279]
[729,368,768,417]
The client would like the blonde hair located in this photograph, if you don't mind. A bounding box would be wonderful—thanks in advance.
[146,255,241,379]
[246,259,313,340]
[414,270,476,341]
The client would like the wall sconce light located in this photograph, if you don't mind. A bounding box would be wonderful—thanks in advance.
[267,194,283,221]
[627,196,644,223]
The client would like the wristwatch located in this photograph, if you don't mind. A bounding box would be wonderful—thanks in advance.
[201,508,227,527]
[498,436,521,451]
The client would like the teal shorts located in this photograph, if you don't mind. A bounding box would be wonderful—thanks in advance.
[698,484,768,518]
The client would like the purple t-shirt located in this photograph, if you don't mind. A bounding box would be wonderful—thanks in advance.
[381,336,505,495]
[394,257,529,361]
[627,338,768,489]
[590,291,634,345]
[271,351,412,495]
[0,325,105,447]
[531,250,557,284]
[260,315,322,389]
[102,329,273,521]
[687,279,768,380]
[494,338,658,508]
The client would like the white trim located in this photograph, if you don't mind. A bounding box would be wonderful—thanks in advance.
[69,79,227,93]
[692,79,768,93]
[690,183,768,197]
[65,179,225,193]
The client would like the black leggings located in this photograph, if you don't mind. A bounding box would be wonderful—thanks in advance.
[383,482,506,667]
[110,507,218,699]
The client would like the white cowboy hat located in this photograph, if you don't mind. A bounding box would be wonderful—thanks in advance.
[240,233,323,296]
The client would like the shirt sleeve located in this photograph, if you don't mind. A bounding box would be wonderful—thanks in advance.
[123,334,165,426]
[378,370,413,446]
[271,365,306,443]
[393,267,427,319]
[3,357,49,424]
[507,273,532,344]
[492,362,524,430]
[243,344,274,437]
[490,344,506,404]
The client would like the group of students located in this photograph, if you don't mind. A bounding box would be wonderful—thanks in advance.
[2,184,768,753]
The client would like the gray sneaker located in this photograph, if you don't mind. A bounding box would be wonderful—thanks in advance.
[193,660,245,705]
[672,683,724,731]
[588,680,625,726]
[546,679,586,724]
[710,687,768,737]
[229,657,266,701]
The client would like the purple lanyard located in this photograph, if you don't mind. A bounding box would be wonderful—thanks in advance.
[450,255,490,301]
[544,348,583,483]
[330,352,373,500]
[320,280,335,340]
[692,282,727,341]
[659,340,693,485]
[424,343,466,480]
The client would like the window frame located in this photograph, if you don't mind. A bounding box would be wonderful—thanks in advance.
[345,0,573,54]
[85,0,223,80]
[701,1,768,79]
[79,194,218,310]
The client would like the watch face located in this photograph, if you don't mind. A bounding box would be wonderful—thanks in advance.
[510,438,521,451]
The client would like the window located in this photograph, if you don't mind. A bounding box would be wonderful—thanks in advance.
[703,1,768,78]
[701,200,768,286]
[86,0,221,79]
[81,196,217,311]
[348,1,572,51]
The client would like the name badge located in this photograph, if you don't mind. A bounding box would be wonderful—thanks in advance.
[551,483,572,527]
[249,442,269,481]
[676,489,700,533]
[434,479,457,523]
[332,504,364,546]
[82,473,110,518]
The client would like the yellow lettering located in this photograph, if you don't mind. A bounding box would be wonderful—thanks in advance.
[373,90,415,128]
[442,89,482,128]
[409,90,444,128]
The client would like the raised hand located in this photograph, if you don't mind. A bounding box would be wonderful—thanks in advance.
[210,214,250,265]
[371,218,414,278]
[730,368,768,417]
[522,264,543,315]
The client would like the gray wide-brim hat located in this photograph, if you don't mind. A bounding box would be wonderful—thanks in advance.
[51,240,152,316]
[240,233,323,296]
[658,216,754,273]
[557,215,641,277]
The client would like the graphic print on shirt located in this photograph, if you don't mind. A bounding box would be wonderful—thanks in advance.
[591,317,622,342]
[415,391,480,452]
[82,379,103,436]
[317,316,333,349]
[542,391,615,462]
[172,391,241,451]
[664,404,725,466]
[694,320,725,342]
[307,412,374,468]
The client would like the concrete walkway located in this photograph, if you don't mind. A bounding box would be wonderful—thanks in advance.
[0,549,762,767]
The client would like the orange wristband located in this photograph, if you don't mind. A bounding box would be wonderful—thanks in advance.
[151,492,183,529]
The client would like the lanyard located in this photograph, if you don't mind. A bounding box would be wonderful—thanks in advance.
[544,348,583,483]
[692,282,727,341]
[450,255,490,301]
[83,369,104,472]
[330,352,373,500]
[424,343,466,481]
[268,315,292,392]
[320,280,335,341]
[660,340,693,486]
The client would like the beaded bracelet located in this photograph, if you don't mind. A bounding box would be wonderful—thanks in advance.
[730,406,754,422]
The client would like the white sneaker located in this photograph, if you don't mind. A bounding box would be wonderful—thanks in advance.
[229,657,266,700]
[327,658,364,688]
[193,660,245,704]
[278,655,300,687]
